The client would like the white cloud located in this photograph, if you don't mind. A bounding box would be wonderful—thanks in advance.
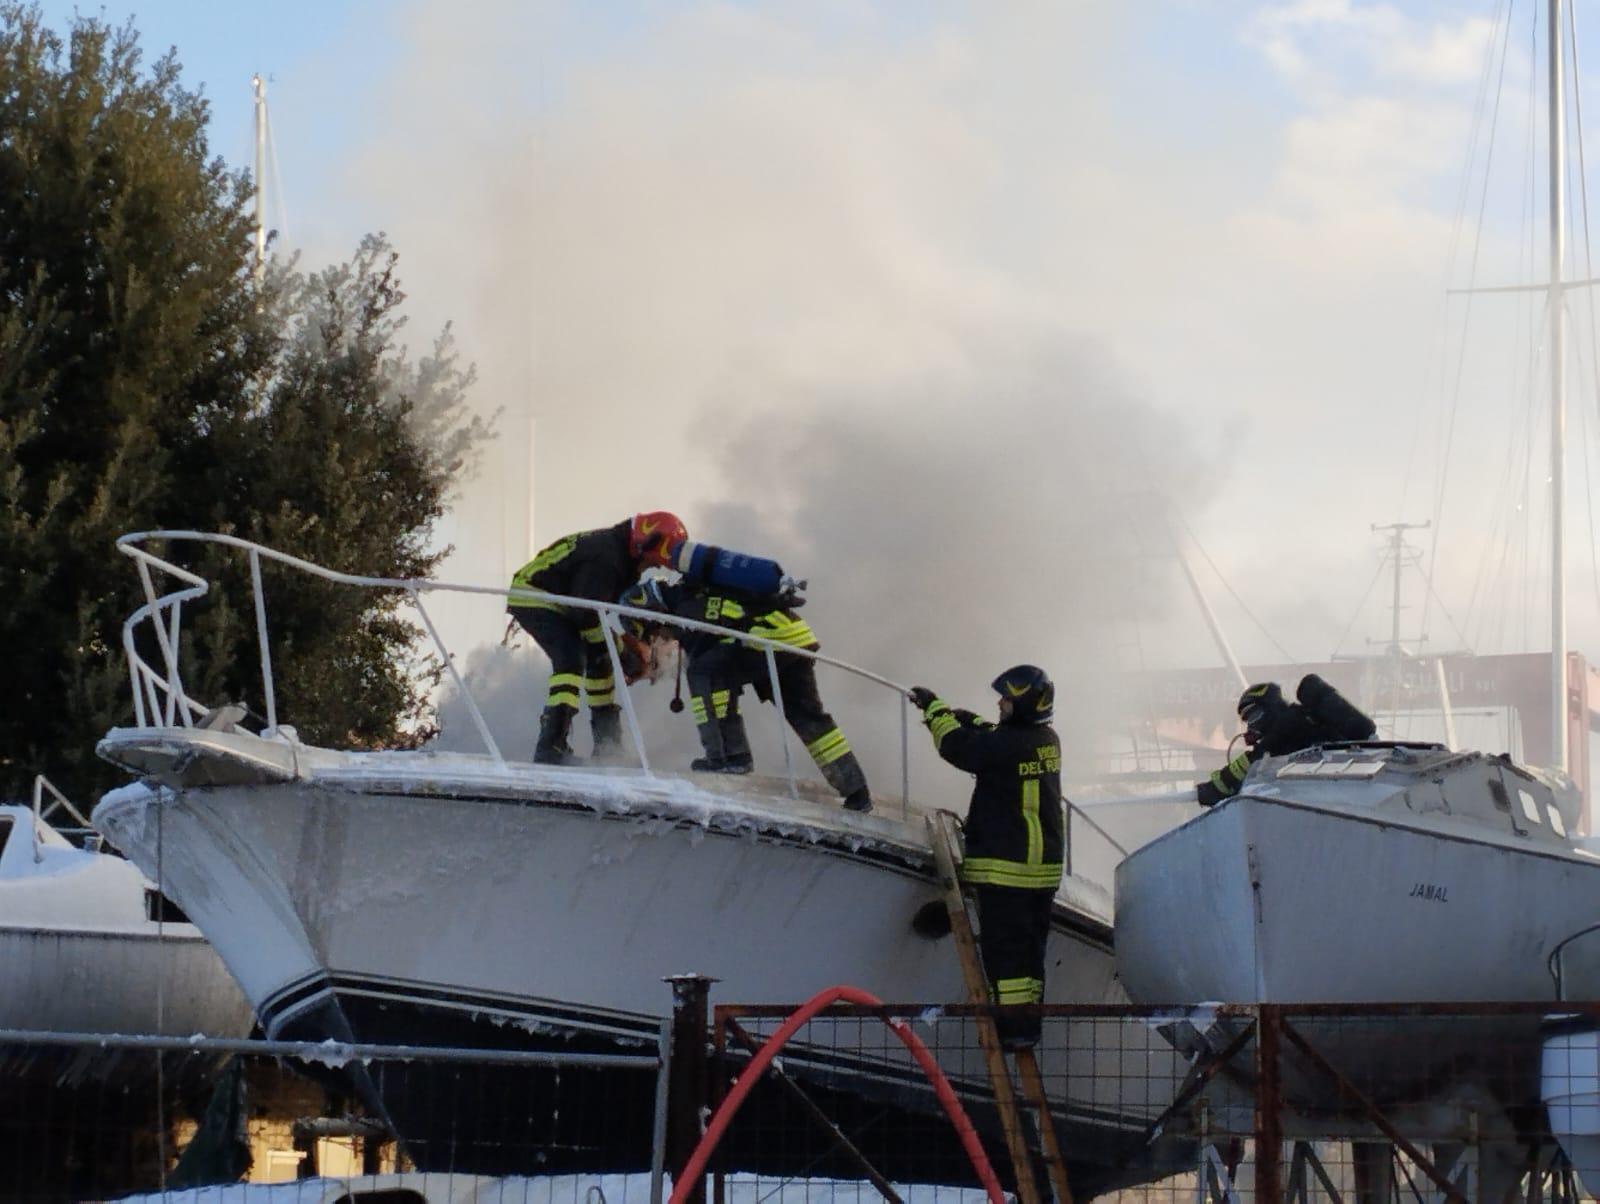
[1245,1,1493,93]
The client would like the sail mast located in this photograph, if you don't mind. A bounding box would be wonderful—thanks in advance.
[1550,0,1569,772]
[252,74,267,281]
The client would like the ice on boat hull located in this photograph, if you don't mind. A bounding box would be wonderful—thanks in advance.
[95,727,1190,1192]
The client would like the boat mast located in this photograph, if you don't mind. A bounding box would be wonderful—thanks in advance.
[252,74,267,281]
[1550,0,1569,773]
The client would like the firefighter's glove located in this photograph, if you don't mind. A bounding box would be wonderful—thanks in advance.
[907,687,937,712]
[1196,780,1223,808]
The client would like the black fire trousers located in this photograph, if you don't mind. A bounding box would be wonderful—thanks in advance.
[512,605,616,713]
[687,643,867,798]
[973,884,1053,1045]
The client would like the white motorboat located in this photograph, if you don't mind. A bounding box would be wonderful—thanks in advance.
[92,531,1191,1193]
[0,786,252,1059]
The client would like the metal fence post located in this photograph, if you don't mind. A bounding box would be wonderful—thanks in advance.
[650,1016,674,1204]
[666,974,715,1204]
[1255,1005,1283,1204]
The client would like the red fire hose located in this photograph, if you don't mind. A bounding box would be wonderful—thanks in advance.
[667,984,1006,1204]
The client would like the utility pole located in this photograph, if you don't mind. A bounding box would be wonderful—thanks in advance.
[252,74,267,281]
[1370,521,1430,732]
[1371,522,1430,657]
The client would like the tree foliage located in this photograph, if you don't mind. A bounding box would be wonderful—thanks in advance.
[0,6,489,799]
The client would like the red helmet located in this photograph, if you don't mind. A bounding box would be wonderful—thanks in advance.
[629,511,687,568]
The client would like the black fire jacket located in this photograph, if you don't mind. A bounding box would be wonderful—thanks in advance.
[918,696,1065,891]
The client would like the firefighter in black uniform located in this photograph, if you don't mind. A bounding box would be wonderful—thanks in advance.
[508,512,687,764]
[619,577,873,813]
[1197,674,1377,806]
[908,666,1062,1050]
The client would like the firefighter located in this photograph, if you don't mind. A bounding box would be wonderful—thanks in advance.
[908,666,1062,1050]
[1197,675,1377,806]
[508,512,687,764]
[619,577,873,813]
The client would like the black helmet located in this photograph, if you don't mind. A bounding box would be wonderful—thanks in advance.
[1237,681,1286,741]
[992,664,1054,724]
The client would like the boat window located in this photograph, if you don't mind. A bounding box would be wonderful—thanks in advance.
[1518,789,1543,825]
[0,817,10,860]
[144,888,191,924]
[333,1193,427,1204]
[1276,757,1385,780]
[1549,805,1568,837]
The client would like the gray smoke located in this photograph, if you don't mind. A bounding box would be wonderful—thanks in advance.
[435,329,1208,883]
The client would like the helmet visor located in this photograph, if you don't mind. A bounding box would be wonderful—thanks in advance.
[1240,703,1269,730]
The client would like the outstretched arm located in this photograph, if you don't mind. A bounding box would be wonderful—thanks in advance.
[909,689,996,774]
[1196,747,1260,807]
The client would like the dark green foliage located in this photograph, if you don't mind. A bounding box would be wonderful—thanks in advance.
[0,6,487,799]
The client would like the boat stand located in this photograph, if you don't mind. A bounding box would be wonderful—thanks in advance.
[1200,1140,1243,1203]
[927,810,1073,1204]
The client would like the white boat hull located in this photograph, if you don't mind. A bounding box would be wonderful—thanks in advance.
[1116,795,1600,1004]
[0,801,252,1068]
[1115,782,1600,1140]
[95,730,1190,1190]
[0,924,248,1036]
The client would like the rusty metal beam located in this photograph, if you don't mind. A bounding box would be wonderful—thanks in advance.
[1278,1017,1466,1204]
[1112,1018,1258,1177]
[1255,1007,1283,1204]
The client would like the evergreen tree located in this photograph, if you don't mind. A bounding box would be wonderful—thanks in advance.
[0,6,488,799]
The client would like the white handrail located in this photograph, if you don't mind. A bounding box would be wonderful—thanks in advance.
[114,531,917,807]
[31,775,90,862]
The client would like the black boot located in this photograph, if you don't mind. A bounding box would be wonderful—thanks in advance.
[534,708,576,765]
[716,714,753,773]
[842,788,873,813]
[822,751,870,812]
[690,713,753,773]
[591,706,623,760]
[691,755,753,774]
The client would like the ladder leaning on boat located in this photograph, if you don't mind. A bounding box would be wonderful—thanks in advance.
[111,529,924,807]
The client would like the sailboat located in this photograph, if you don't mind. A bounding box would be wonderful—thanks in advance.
[1111,0,1600,1193]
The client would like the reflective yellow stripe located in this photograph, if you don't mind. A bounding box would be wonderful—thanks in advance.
[508,538,576,603]
[929,713,959,748]
[752,615,815,647]
[960,858,1063,889]
[712,689,732,719]
[508,596,565,613]
[580,625,607,644]
[806,728,851,767]
[587,689,615,706]
[548,670,582,710]
[691,697,709,724]
[1022,779,1042,866]
[994,976,1043,1004]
